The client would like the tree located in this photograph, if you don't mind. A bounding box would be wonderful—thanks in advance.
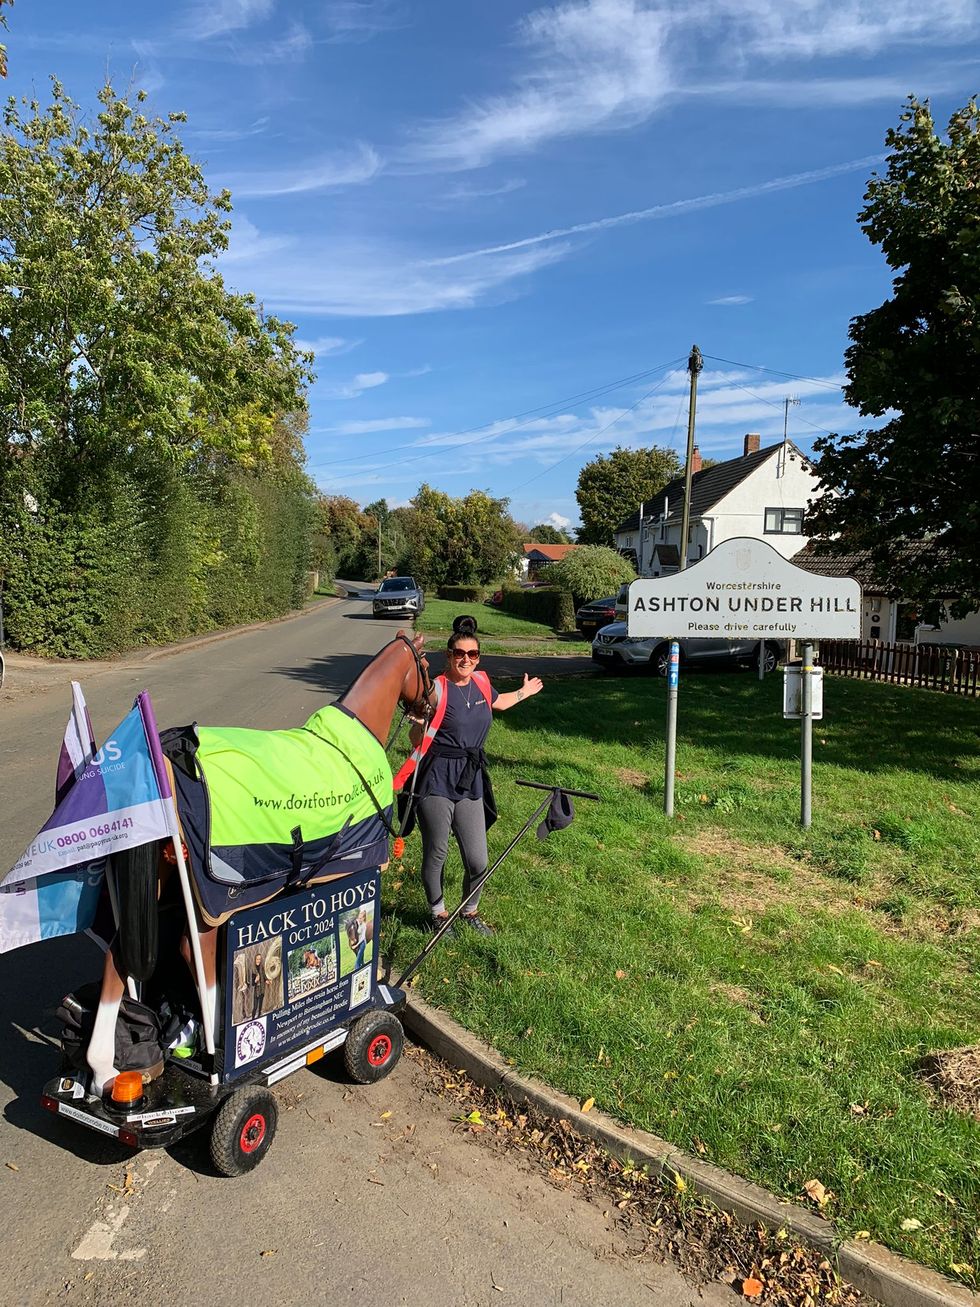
[808,97,980,618]
[575,446,681,546]
[540,545,635,603]
[0,81,312,484]
[402,484,522,588]
[527,522,572,544]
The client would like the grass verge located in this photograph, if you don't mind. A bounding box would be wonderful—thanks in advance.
[382,668,980,1284]
[417,597,590,656]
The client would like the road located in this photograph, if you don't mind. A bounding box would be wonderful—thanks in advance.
[0,597,725,1307]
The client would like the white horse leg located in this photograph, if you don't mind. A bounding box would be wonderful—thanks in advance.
[87,944,126,1094]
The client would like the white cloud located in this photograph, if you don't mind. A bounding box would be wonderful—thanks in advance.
[229,22,313,62]
[322,1,406,42]
[219,143,381,197]
[294,336,360,358]
[222,214,291,264]
[404,0,672,169]
[327,371,390,399]
[331,417,432,434]
[187,0,274,40]
[429,156,883,265]
[400,0,980,171]
[441,178,527,203]
[221,227,571,316]
[708,294,753,305]
[547,512,573,530]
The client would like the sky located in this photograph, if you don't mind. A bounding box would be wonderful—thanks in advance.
[9,1,979,531]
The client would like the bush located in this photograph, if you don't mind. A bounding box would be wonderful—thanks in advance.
[437,584,489,602]
[539,545,635,606]
[500,585,576,631]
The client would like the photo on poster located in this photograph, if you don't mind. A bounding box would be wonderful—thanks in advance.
[286,936,338,1002]
[231,936,284,1027]
[349,964,372,1010]
[339,903,374,977]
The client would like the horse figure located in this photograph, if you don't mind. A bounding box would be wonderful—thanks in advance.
[86,632,433,1093]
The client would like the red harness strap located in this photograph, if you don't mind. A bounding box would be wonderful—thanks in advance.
[393,671,492,791]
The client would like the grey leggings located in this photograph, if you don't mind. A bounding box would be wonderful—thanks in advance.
[417,794,488,916]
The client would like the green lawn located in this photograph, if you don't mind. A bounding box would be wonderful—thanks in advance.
[382,670,980,1284]
[417,598,590,656]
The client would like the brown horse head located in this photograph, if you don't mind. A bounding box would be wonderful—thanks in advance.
[339,631,435,746]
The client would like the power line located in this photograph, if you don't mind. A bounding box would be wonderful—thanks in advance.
[310,357,686,471]
[505,369,681,494]
[701,353,844,390]
[721,378,840,437]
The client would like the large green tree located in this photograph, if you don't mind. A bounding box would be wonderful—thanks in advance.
[402,484,521,588]
[0,81,311,482]
[575,446,681,545]
[808,97,980,618]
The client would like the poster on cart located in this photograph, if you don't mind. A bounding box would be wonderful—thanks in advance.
[223,867,380,1080]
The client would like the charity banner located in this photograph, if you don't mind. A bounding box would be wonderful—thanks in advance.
[0,864,106,954]
[6,691,173,887]
[223,868,380,1081]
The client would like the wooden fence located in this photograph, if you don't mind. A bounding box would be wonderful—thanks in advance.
[818,639,980,698]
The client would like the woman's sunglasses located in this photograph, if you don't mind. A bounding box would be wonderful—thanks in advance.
[451,649,480,661]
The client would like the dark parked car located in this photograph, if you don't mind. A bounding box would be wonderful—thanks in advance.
[575,594,618,638]
[592,624,784,675]
[372,576,425,618]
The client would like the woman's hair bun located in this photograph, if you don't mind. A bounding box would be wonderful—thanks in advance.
[452,614,478,637]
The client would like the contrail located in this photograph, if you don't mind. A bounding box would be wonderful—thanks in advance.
[428,154,885,266]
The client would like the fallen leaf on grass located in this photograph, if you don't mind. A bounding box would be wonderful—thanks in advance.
[950,1262,974,1275]
[730,915,753,934]
[614,970,627,980]
[580,1097,595,1114]
[802,1178,832,1209]
[742,1277,764,1297]
[900,1218,923,1232]
[673,1171,687,1194]
[849,1103,867,1115]
[854,1231,870,1240]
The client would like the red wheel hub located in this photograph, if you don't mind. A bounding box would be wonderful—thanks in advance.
[239,1112,267,1154]
[367,1033,391,1066]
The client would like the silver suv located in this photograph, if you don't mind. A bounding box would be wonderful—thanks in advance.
[372,576,425,618]
[592,624,783,675]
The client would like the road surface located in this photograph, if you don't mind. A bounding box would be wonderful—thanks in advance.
[0,597,727,1306]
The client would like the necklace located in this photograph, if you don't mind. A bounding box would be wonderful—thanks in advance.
[461,680,475,709]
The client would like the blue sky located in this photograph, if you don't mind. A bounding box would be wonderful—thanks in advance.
[11,1,979,530]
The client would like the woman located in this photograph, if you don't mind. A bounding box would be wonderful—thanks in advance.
[395,616,543,935]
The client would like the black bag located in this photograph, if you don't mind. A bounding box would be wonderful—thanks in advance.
[56,982,170,1076]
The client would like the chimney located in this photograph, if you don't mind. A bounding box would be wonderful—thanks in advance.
[743,432,761,456]
[690,446,702,474]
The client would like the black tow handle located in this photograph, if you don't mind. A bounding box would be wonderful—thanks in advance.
[393,779,600,990]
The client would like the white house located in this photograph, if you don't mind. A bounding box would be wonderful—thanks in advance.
[614,434,820,576]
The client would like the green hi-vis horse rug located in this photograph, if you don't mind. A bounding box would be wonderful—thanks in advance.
[161,705,392,926]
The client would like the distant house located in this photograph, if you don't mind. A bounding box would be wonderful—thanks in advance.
[521,542,578,580]
[613,434,821,575]
[792,542,980,647]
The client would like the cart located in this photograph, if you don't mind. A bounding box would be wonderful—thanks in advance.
[41,865,406,1176]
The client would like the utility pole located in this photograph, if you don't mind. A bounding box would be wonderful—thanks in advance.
[664,345,702,817]
[377,517,382,579]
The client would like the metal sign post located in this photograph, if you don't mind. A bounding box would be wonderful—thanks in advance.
[800,641,814,828]
[629,538,860,825]
[662,345,702,817]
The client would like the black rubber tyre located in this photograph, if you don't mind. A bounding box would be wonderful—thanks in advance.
[343,1010,404,1084]
[111,841,160,981]
[209,1087,278,1176]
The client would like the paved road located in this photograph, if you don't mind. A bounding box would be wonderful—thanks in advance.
[0,598,723,1307]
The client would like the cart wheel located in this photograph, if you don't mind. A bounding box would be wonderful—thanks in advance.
[209,1087,278,1176]
[343,1010,404,1084]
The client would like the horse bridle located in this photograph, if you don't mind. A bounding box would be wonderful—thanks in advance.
[386,633,435,751]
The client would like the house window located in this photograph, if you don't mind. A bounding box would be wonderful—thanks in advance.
[764,507,804,534]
